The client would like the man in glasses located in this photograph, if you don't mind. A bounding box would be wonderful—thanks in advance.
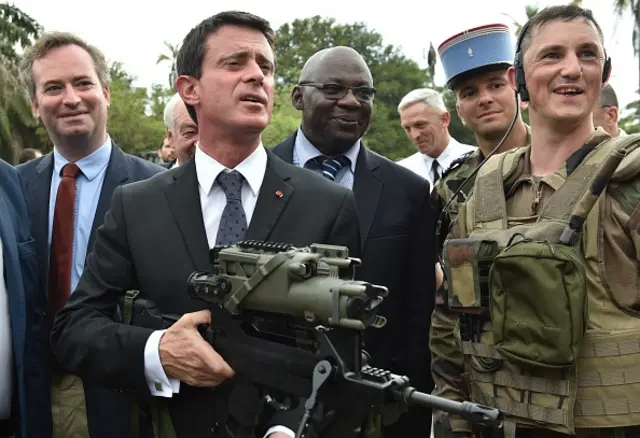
[272,45,435,437]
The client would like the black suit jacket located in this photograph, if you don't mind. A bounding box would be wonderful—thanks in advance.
[50,150,361,437]
[17,142,165,438]
[272,133,436,433]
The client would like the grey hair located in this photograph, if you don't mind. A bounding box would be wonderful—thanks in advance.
[397,88,447,114]
[163,93,184,132]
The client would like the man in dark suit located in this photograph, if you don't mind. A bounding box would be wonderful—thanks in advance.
[0,159,51,438]
[271,46,435,436]
[51,11,360,438]
[17,32,164,438]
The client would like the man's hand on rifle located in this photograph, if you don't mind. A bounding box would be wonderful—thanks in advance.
[159,309,235,387]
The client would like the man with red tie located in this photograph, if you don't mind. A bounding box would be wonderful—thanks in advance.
[17,31,163,438]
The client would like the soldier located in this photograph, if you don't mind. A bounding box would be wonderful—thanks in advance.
[433,4,640,438]
[432,22,530,253]
[429,20,530,438]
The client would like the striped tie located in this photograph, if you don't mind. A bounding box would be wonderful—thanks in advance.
[315,155,351,182]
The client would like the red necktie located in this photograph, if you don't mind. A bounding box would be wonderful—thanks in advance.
[48,163,81,327]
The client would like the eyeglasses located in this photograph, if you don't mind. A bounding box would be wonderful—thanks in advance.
[297,82,376,102]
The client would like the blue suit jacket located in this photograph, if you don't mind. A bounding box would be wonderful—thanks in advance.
[0,159,50,438]
[17,142,164,438]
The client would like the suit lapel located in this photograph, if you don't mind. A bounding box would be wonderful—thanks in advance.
[88,144,130,251]
[31,154,54,282]
[352,146,382,249]
[245,152,293,242]
[165,160,211,272]
[270,132,296,164]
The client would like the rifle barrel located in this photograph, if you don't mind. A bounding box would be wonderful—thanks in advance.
[394,388,503,428]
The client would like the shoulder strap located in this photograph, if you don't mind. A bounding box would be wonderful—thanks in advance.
[122,290,178,438]
[472,147,527,229]
[540,134,640,245]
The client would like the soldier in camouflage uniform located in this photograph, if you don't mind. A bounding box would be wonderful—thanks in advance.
[433,5,640,438]
[429,22,530,438]
[432,23,530,252]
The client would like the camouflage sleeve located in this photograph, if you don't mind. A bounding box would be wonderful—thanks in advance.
[603,179,640,309]
[430,218,472,437]
[430,181,451,255]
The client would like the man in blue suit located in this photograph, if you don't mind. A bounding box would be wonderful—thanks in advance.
[0,159,50,438]
[17,31,164,438]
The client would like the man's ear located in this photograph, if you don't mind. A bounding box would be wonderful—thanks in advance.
[102,84,111,108]
[455,103,467,127]
[507,66,517,92]
[607,106,619,124]
[30,96,40,119]
[441,111,451,128]
[292,86,304,111]
[176,75,199,108]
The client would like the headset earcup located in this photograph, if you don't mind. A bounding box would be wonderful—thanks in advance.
[514,54,530,102]
[602,57,612,83]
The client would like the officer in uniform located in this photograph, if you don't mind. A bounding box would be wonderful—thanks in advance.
[429,23,530,438]
[432,5,640,438]
[432,22,530,252]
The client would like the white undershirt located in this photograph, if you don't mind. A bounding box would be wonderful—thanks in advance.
[0,238,14,420]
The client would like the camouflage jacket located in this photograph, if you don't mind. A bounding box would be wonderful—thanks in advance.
[431,149,483,254]
[429,129,640,437]
[430,128,531,438]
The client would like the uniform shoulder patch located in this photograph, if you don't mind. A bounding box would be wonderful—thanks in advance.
[442,151,474,179]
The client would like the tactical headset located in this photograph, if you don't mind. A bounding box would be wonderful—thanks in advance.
[513,18,612,102]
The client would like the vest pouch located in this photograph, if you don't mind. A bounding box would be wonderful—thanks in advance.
[443,238,500,312]
[490,239,587,368]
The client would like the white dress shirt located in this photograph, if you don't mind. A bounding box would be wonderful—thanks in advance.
[142,143,293,437]
[397,138,476,191]
[0,238,13,420]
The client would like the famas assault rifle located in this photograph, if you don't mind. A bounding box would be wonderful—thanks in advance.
[117,240,502,438]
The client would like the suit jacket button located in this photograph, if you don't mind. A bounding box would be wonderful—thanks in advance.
[211,422,220,434]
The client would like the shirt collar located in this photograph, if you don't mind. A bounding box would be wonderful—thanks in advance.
[295,127,360,172]
[53,136,112,181]
[423,137,460,171]
[195,142,267,196]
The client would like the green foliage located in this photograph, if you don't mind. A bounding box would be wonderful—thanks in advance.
[620,98,640,134]
[271,16,473,159]
[156,41,180,89]
[148,83,174,119]
[0,3,41,63]
[262,86,300,147]
[107,62,166,153]
[0,3,43,162]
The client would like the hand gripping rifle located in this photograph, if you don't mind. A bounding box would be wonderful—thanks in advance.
[118,241,502,438]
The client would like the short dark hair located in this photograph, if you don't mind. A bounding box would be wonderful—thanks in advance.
[520,5,605,55]
[176,11,275,80]
[18,148,41,164]
[599,84,619,108]
[20,32,109,98]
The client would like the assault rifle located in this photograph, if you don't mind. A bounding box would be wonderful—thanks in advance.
[117,241,502,438]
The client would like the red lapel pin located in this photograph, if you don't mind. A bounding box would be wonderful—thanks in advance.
[275,190,283,198]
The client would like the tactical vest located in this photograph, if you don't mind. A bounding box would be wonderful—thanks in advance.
[442,134,640,436]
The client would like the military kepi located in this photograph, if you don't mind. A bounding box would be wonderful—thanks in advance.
[438,24,515,88]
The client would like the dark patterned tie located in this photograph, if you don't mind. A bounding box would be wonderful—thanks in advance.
[432,159,441,185]
[48,163,81,328]
[216,170,247,246]
[313,155,351,182]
